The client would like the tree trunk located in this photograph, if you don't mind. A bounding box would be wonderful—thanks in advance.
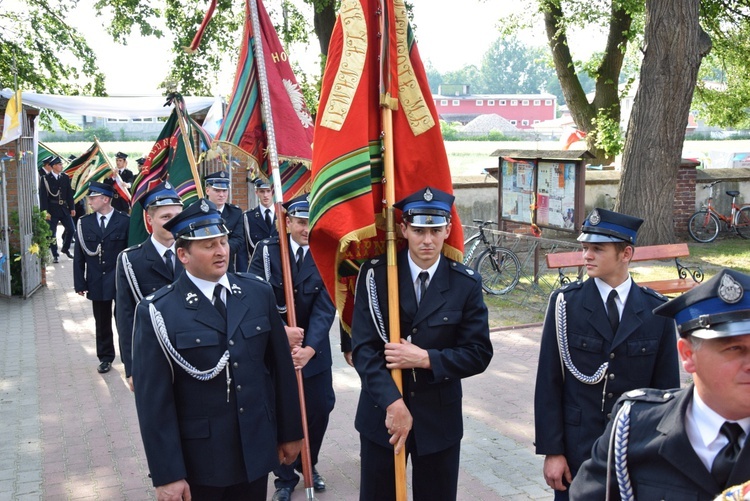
[617,0,711,245]
[542,0,632,165]
[312,0,336,57]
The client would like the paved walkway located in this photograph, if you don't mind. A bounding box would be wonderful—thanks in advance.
[0,257,554,500]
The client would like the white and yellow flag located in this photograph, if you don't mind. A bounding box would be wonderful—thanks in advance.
[0,91,22,146]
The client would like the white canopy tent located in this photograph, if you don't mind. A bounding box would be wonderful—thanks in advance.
[0,89,214,118]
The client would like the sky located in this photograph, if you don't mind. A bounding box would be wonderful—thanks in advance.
[64,0,574,97]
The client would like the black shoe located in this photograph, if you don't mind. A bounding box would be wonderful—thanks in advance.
[271,487,293,501]
[313,468,326,492]
[63,250,73,259]
[97,362,112,374]
[53,256,59,263]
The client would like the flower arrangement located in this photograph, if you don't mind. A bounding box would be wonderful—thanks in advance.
[8,207,54,295]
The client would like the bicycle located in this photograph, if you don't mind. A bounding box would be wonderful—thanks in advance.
[687,180,750,242]
[463,219,521,295]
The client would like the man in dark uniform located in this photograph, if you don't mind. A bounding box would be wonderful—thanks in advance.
[249,194,336,501]
[205,170,247,273]
[64,155,85,245]
[351,186,494,501]
[39,156,76,263]
[243,178,278,258]
[135,156,146,171]
[74,182,130,374]
[571,269,750,500]
[37,156,52,178]
[115,181,183,392]
[104,152,134,213]
[534,208,680,499]
[131,198,303,501]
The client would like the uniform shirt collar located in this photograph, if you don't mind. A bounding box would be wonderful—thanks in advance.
[686,387,750,471]
[97,207,115,225]
[261,204,275,216]
[150,236,175,258]
[185,271,231,302]
[406,252,440,283]
[594,276,632,310]
[289,236,308,259]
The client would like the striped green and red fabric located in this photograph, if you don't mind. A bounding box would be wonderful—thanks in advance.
[68,143,112,203]
[214,0,313,200]
[309,0,463,333]
[128,94,208,245]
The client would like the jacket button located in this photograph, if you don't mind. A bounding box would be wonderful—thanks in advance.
[582,342,587,348]
[256,326,261,331]
[236,385,242,391]
[239,408,244,413]
[443,317,448,322]
[641,347,646,353]
[195,338,201,344]
[608,373,615,380]
[607,393,613,398]
[410,392,415,397]
[610,353,615,359]
[229,340,235,346]
[606,413,611,419]
[412,328,417,334]
[233,362,238,369]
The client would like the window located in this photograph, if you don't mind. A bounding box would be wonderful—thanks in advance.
[522,120,529,126]
[476,100,483,106]
[107,118,128,122]
[510,120,517,125]
[440,100,448,106]
[499,100,506,106]
[452,100,460,106]
[510,100,518,106]
[533,120,540,124]
[545,99,552,106]
[533,100,541,106]
[522,100,529,106]
[488,100,495,106]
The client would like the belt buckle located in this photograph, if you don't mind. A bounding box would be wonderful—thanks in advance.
[59,200,65,205]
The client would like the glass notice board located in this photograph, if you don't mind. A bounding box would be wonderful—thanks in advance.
[536,161,577,230]
[500,158,578,231]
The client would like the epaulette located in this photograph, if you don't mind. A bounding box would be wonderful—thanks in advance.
[557,280,584,293]
[260,236,280,246]
[367,257,386,268]
[235,272,273,288]
[448,260,479,279]
[620,387,677,404]
[142,283,175,303]
[640,285,667,302]
[122,242,144,254]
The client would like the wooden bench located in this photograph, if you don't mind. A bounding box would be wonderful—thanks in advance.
[546,243,704,295]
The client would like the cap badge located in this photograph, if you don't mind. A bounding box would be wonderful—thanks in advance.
[186,292,199,305]
[589,209,601,225]
[219,171,226,178]
[200,199,209,213]
[718,273,743,304]
[165,181,172,189]
[423,188,434,202]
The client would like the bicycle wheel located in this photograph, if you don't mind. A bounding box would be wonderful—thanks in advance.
[473,247,521,295]
[688,210,720,243]
[735,206,750,239]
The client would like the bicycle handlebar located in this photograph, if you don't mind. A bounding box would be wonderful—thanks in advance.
[472,219,497,227]
[702,180,722,189]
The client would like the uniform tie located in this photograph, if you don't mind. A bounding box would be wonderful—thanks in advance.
[712,422,744,488]
[264,208,272,229]
[606,289,619,333]
[163,249,174,280]
[99,215,106,234]
[213,284,227,322]
[295,247,304,272]
[418,271,429,305]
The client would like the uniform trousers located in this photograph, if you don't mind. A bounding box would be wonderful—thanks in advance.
[359,434,460,501]
[186,476,267,501]
[274,369,335,489]
[91,300,115,363]
[48,212,75,257]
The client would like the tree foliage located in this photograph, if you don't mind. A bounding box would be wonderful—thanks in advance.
[0,0,106,94]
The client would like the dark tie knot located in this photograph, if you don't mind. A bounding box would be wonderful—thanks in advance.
[164,249,173,260]
[720,422,744,444]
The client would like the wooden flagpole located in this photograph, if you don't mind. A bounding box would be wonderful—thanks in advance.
[171,95,205,199]
[379,1,407,499]
[247,0,315,498]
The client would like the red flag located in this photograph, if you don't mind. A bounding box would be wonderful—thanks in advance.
[215,0,313,198]
[309,0,463,333]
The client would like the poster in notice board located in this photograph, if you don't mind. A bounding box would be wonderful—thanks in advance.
[501,159,535,224]
[536,161,576,229]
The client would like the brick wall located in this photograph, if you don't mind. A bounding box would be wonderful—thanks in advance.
[674,163,697,237]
